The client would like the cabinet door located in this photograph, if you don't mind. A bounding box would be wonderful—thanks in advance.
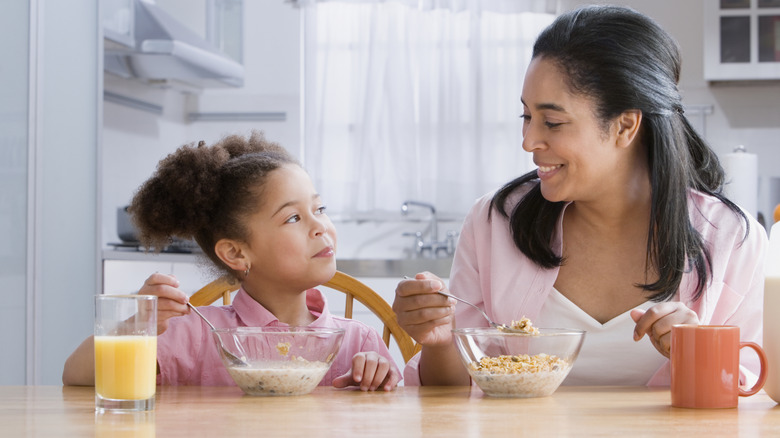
[705,0,780,80]
[103,260,173,294]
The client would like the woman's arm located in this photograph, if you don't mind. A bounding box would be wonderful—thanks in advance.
[394,273,468,385]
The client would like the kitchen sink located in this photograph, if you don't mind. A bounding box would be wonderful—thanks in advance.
[336,257,453,278]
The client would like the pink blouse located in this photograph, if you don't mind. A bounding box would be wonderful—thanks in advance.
[405,187,767,386]
[158,287,400,386]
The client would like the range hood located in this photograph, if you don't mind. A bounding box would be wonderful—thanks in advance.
[104,0,244,89]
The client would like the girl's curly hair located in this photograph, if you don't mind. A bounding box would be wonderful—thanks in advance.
[128,130,298,278]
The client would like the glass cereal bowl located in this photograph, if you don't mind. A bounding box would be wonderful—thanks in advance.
[453,327,585,398]
[213,327,345,396]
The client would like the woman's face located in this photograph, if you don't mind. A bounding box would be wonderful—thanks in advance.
[520,57,624,203]
[240,164,337,290]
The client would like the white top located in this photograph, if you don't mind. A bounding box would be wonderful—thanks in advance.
[535,288,667,386]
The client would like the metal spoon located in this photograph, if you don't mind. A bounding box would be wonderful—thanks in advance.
[403,276,531,333]
[187,302,249,367]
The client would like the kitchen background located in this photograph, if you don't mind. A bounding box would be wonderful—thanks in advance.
[2,0,779,385]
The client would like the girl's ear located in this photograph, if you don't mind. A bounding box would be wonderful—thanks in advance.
[615,109,642,148]
[214,238,247,272]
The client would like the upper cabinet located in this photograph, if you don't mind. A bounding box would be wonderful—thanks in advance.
[704,0,780,81]
[103,0,245,90]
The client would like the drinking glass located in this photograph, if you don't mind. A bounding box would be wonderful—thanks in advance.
[94,294,157,413]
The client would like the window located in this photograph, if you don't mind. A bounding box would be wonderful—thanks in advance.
[300,1,555,215]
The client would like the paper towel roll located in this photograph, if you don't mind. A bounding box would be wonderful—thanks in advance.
[722,146,758,218]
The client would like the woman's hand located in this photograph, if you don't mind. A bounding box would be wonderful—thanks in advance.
[332,352,401,391]
[630,303,699,358]
[139,273,189,335]
[392,272,457,347]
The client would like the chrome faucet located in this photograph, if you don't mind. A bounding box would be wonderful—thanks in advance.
[401,200,438,243]
[401,200,457,258]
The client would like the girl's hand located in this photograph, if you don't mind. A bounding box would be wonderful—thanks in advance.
[630,303,699,358]
[332,352,400,391]
[139,273,189,335]
[392,272,457,347]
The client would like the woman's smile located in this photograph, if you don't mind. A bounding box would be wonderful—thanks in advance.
[535,163,564,182]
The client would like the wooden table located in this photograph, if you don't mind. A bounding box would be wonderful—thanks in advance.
[3,385,780,437]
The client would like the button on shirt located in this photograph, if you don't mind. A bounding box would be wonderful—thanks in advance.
[157,287,400,386]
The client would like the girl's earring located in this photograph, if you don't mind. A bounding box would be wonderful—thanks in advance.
[244,265,250,277]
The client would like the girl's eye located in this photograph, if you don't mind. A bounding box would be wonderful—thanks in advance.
[544,121,563,128]
[315,205,327,215]
[285,214,301,224]
[520,114,531,123]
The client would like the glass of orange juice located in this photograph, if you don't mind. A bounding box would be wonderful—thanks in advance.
[95,294,157,413]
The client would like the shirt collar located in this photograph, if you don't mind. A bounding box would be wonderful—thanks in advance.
[233,287,334,327]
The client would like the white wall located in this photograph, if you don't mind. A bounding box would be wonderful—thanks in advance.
[37,0,100,385]
[0,0,31,386]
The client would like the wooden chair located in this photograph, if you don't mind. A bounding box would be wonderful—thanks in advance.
[188,271,421,363]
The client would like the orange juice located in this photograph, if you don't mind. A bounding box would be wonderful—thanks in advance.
[95,336,157,400]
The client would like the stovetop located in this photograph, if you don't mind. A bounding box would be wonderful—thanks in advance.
[107,240,202,254]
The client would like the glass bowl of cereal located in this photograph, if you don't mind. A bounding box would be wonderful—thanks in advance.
[212,327,345,396]
[453,326,585,398]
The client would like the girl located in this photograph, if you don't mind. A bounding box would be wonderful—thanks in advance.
[64,131,400,391]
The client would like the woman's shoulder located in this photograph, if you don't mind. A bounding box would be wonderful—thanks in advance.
[688,190,752,231]
[687,190,766,246]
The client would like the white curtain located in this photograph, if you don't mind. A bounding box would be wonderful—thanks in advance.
[299,0,556,216]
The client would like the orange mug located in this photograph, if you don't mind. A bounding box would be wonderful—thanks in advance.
[671,324,767,408]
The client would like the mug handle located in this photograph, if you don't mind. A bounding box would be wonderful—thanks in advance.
[738,341,768,397]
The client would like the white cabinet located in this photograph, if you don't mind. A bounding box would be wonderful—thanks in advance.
[705,0,780,81]
[102,252,216,295]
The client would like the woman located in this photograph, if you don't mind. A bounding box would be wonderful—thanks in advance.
[393,5,766,386]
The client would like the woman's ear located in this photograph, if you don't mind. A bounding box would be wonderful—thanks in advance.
[214,238,247,272]
[615,109,642,148]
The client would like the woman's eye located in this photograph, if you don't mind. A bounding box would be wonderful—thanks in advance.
[521,114,562,129]
[285,214,301,224]
[315,205,327,215]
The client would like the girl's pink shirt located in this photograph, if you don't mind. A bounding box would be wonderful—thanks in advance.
[405,186,767,386]
[157,287,400,386]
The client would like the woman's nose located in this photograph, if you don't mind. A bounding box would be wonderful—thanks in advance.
[522,123,544,153]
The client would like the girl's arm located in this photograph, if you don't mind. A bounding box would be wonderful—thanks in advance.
[332,351,402,391]
[63,272,189,386]
[62,336,95,385]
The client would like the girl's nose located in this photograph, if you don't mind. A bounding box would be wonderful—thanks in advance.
[311,215,329,237]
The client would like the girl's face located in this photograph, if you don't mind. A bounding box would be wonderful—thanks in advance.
[520,57,624,203]
[241,164,337,290]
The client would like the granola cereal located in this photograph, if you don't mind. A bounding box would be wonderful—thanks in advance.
[276,341,291,356]
[468,353,570,397]
[498,317,540,334]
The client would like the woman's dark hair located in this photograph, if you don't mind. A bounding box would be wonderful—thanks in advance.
[128,131,298,279]
[490,5,746,302]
